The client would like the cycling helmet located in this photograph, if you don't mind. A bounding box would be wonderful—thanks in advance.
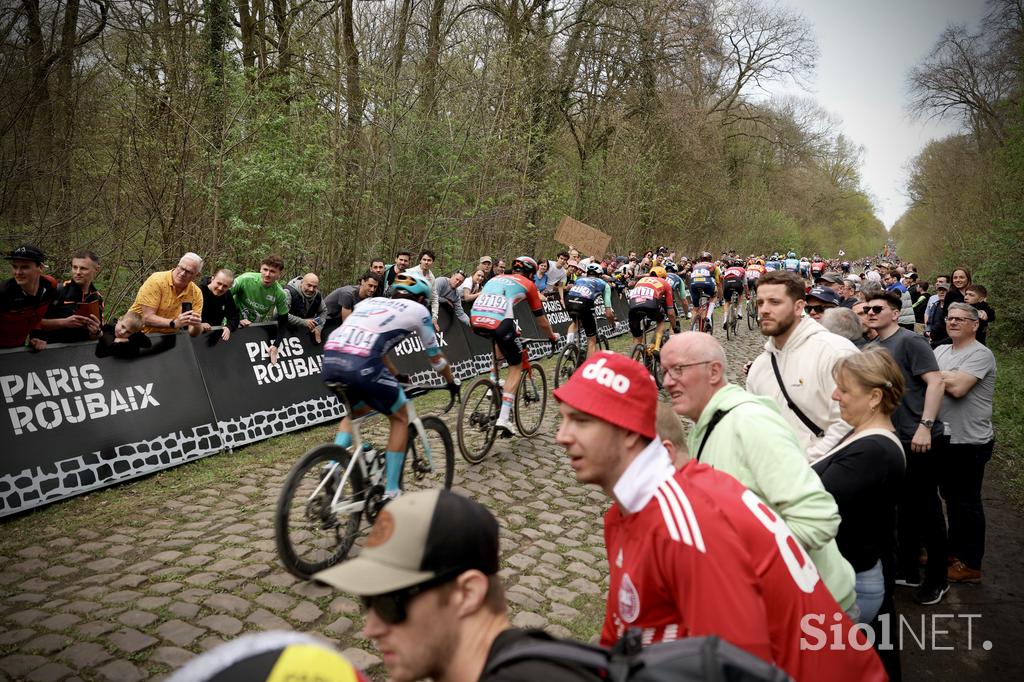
[700,251,712,260]
[585,262,603,276]
[511,256,538,277]
[390,273,431,301]
[787,251,796,258]
[649,266,667,278]
[664,261,677,273]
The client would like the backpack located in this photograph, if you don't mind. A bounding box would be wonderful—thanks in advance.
[483,628,792,682]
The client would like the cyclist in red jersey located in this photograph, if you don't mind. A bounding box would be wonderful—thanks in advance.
[721,259,748,323]
[553,352,887,682]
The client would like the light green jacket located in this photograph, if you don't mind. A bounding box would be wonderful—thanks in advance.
[686,384,856,610]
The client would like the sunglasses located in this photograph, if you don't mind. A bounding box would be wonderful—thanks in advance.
[806,304,834,314]
[863,305,888,315]
[945,316,976,324]
[360,571,458,625]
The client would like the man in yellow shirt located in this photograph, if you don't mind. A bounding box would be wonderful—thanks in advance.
[129,253,204,336]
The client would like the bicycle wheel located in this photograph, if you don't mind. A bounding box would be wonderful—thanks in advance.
[706,309,714,335]
[457,377,500,464]
[402,416,455,492]
[598,333,611,351]
[515,364,548,436]
[275,444,366,580]
[630,343,646,363]
[725,306,733,340]
[746,298,756,330]
[650,350,664,389]
[554,343,580,388]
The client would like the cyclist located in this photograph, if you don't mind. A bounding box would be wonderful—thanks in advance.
[627,265,677,354]
[322,274,457,500]
[765,252,782,272]
[470,256,558,437]
[664,260,688,329]
[799,256,811,280]
[810,256,827,280]
[565,262,616,358]
[745,257,766,301]
[688,252,721,327]
[721,258,748,324]
[783,251,800,274]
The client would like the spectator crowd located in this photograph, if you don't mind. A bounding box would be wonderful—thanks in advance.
[0,240,999,681]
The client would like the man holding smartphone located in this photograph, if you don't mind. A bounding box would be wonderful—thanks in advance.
[39,250,104,343]
[129,252,204,336]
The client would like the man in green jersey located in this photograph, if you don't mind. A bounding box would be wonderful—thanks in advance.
[231,254,290,364]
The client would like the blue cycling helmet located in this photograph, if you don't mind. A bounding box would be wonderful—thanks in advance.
[586,262,603,276]
[390,274,431,301]
[787,251,796,258]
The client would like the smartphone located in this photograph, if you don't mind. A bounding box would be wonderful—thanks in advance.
[181,302,193,313]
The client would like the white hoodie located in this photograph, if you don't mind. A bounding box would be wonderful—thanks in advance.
[746,316,858,463]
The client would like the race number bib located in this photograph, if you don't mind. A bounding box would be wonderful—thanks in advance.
[326,325,379,357]
[629,287,654,303]
[475,292,508,314]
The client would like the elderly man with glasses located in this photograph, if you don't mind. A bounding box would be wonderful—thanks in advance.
[129,252,204,336]
[660,331,858,618]
[933,303,996,586]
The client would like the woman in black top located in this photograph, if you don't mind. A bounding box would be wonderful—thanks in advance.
[814,347,906,624]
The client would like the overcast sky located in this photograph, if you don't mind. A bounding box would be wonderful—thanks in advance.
[766,0,989,229]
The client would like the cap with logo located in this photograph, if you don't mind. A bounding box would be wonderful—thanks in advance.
[553,351,658,440]
[806,286,841,306]
[815,273,843,284]
[6,244,45,264]
[312,489,499,596]
[479,256,493,264]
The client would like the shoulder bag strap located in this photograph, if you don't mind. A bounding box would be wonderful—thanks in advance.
[770,353,825,438]
[696,407,735,461]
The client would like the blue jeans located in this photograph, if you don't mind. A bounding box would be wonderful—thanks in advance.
[855,560,884,624]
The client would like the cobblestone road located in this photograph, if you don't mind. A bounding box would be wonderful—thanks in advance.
[1,326,766,681]
[8,319,1015,681]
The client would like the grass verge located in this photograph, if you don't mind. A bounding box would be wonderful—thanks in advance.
[992,344,1024,508]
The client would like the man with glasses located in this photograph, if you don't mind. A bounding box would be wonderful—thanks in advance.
[313,489,594,682]
[804,285,840,322]
[863,290,948,605]
[660,332,858,618]
[746,270,857,463]
[129,252,204,336]
[933,303,996,586]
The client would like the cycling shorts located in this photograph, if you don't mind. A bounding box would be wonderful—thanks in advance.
[472,318,523,366]
[628,305,664,338]
[322,358,407,416]
[723,280,744,302]
[566,299,598,339]
[746,278,759,294]
[690,281,716,308]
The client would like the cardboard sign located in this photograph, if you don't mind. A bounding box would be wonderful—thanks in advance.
[554,216,611,259]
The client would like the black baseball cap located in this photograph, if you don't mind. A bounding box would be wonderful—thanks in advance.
[313,490,500,596]
[807,286,841,306]
[6,244,45,264]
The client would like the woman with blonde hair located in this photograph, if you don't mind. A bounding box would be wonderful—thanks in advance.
[813,347,906,626]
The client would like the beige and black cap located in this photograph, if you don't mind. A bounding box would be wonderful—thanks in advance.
[313,489,499,596]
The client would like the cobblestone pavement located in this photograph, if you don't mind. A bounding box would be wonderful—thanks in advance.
[6,319,1017,681]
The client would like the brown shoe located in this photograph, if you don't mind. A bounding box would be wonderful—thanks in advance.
[947,560,982,584]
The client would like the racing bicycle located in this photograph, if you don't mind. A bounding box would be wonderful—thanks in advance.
[691,291,716,336]
[554,314,610,388]
[457,339,549,464]
[275,383,456,580]
[629,319,667,388]
[746,291,759,330]
[724,290,741,341]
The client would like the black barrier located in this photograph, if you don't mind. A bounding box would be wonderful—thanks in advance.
[0,287,635,517]
[0,338,221,516]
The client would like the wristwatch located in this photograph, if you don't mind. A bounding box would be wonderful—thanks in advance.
[919,419,934,427]
[169,319,176,329]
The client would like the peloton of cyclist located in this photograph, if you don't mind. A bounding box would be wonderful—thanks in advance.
[721,258,748,323]
[627,265,677,354]
[688,251,722,322]
[469,256,558,437]
[565,262,616,358]
[322,274,458,500]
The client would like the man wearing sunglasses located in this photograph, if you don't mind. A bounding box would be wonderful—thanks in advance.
[863,290,948,605]
[804,286,840,322]
[313,490,594,682]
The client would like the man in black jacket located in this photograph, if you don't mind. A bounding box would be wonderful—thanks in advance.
[199,268,241,341]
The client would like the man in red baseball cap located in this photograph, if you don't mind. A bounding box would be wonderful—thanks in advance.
[553,352,886,681]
